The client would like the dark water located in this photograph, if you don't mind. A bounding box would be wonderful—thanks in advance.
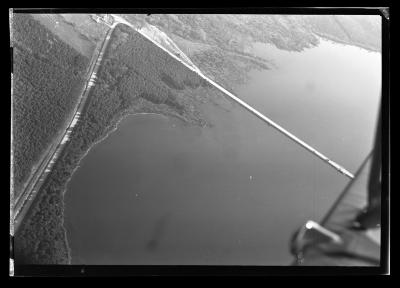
[64,40,381,265]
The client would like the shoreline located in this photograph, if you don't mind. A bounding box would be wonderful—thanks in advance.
[313,32,381,54]
[60,110,185,264]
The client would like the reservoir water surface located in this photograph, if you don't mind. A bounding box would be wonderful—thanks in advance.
[64,39,381,265]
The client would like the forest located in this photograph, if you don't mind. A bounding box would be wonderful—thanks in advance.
[122,14,381,91]
[12,14,89,197]
[15,23,217,264]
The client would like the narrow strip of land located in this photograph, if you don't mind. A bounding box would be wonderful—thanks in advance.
[13,15,355,234]
[12,22,117,234]
[112,15,355,180]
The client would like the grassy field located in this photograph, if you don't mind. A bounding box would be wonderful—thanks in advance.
[31,14,95,58]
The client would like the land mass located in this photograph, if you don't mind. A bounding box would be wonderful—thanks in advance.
[119,14,381,90]
[12,14,90,200]
[13,13,381,264]
[14,21,227,264]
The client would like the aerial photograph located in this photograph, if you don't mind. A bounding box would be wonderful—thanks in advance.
[10,9,387,275]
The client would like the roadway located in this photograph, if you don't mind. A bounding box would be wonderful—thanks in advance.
[12,14,354,234]
[111,14,355,180]
[12,21,116,234]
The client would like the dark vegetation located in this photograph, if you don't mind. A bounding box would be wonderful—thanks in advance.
[12,14,89,196]
[15,23,213,264]
[134,14,381,53]
[14,14,381,265]
[123,14,381,89]
[160,72,184,90]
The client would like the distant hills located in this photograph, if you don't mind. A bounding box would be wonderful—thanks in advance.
[125,14,381,53]
[119,14,381,90]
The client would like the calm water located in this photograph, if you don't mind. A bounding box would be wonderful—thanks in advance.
[64,39,381,265]
[238,39,381,172]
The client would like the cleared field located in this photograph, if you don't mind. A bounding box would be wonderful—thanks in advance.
[60,14,110,44]
[31,14,96,58]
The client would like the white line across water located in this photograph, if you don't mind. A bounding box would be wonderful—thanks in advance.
[112,15,355,179]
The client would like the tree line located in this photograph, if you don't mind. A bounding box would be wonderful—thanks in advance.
[15,23,211,264]
[12,14,89,195]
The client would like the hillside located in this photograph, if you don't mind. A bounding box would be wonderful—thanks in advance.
[119,14,381,90]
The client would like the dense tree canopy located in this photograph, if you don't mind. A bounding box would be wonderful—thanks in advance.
[15,23,213,264]
[12,14,89,195]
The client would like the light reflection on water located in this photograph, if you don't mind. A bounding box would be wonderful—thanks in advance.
[64,40,381,265]
[237,39,381,172]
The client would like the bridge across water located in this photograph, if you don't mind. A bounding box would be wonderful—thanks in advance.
[12,15,356,235]
[111,14,355,180]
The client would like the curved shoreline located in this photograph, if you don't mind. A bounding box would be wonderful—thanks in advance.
[60,110,182,264]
